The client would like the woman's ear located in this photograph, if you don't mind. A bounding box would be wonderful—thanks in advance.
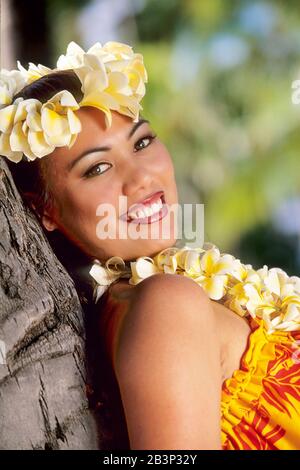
[24,191,59,231]
[41,210,58,232]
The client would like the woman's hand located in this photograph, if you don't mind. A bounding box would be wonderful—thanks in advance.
[114,273,223,450]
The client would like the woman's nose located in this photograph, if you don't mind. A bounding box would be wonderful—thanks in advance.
[122,165,154,198]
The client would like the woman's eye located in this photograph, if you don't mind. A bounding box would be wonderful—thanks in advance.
[83,134,157,178]
[134,134,157,152]
[84,162,111,178]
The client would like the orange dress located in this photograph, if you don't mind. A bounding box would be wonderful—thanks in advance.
[221,315,300,450]
[98,284,300,450]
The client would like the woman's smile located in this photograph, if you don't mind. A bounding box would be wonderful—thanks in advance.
[120,190,168,223]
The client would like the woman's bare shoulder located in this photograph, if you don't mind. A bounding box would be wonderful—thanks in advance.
[104,274,214,369]
[114,273,219,368]
[132,272,210,303]
[111,274,252,385]
[109,273,209,311]
[103,274,251,385]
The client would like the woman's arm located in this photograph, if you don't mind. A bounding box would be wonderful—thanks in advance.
[114,273,223,450]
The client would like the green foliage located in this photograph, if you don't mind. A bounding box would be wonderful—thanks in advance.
[132,0,300,268]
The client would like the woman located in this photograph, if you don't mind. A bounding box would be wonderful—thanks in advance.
[1,41,300,450]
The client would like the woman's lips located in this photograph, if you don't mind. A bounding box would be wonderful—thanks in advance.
[120,192,168,224]
[120,191,168,224]
[127,198,168,224]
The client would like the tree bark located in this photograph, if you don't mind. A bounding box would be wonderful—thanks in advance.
[0,156,100,449]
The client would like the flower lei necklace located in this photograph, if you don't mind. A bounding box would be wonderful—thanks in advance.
[89,242,300,334]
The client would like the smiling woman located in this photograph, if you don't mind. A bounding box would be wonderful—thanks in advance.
[2,41,300,451]
[39,106,178,263]
[7,73,178,264]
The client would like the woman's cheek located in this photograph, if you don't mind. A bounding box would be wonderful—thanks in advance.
[161,154,176,179]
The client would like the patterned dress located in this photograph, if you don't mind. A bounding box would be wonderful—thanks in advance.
[221,316,300,449]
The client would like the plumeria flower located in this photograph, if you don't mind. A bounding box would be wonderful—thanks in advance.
[56,41,91,70]
[0,98,46,161]
[154,247,185,274]
[57,41,147,127]
[41,90,81,148]
[78,57,146,126]
[243,268,300,333]
[129,257,160,285]
[0,69,26,108]
[57,41,139,71]
[17,61,52,84]
[224,263,262,317]
[89,257,131,302]
[193,247,239,300]
[10,99,49,160]
[0,91,82,161]
[0,131,23,162]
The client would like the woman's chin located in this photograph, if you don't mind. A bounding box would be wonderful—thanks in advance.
[129,238,178,260]
[91,235,178,263]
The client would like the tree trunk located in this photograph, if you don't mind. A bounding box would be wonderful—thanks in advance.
[0,157,100,449]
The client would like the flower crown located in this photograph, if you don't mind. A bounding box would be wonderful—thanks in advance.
[0,41,147,163]
[89,243,300,334]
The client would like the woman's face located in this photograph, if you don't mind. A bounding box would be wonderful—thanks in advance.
[41,107,178,262]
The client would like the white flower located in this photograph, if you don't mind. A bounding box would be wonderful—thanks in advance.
[193,247,239,300]
[17,61,52,84]
[243,267,300,333]
[41,90,81,148]
[0,69,26,108]
[130,257,160,284]
[88,243,300,334]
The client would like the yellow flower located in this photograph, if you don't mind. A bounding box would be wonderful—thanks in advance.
[0,90,81,161]
[244,267,300,333]
[0,98,49,161]
[17,61,52,84]
[78,58,146,126]
[0,102,18,133]
[57,41,147,127]
[194,247,238,300]
[0,131,23,162]
[224,263,262,317]
[0,69,26,107]
[152,246,204,276]
[41,90,81,148]
[154,246,185,274]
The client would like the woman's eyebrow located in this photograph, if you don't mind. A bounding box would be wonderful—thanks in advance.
[68,118,150,172]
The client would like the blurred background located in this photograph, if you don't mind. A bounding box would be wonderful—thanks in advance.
[2,0,300,274]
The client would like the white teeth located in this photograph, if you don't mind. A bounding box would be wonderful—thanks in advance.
[128,196,163,220]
